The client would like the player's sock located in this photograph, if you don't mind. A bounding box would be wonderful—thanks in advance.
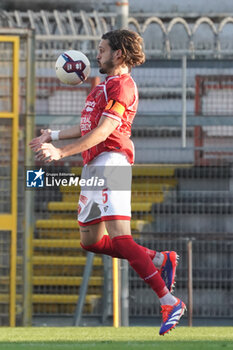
[111,235,167,297]
[152,251,165,268]
[81,234,156,259]
[80,235,123,258]
[159,293,177,306]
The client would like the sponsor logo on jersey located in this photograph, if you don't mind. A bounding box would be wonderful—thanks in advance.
[85,100,96,108]
[85,106,93,112]
[80,115,91,131]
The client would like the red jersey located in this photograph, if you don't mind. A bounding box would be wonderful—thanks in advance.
[80,74,138,165]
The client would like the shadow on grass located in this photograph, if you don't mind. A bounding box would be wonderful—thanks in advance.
[0,341,232,350]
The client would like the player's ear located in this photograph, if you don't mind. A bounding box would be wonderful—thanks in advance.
[114,49,123,60]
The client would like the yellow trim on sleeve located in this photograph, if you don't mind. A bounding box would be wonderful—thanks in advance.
[105,100,125,116]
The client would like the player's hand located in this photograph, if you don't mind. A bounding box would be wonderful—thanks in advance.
[36,143,62,163]
[29,129,52,152]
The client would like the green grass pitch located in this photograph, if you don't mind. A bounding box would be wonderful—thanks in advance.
[0,327,232,350]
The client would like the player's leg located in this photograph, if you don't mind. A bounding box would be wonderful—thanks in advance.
[80,221,105,246]
[80,217,171,302]
[80,221,123,258]
[80,222,177,292]
[79,204,177,291]
[79,204,177,289]
[105,219,186,335]
[105,220,175,301]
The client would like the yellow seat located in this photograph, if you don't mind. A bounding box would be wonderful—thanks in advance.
[33,276,103,286]
[32,255,102,266]
[36,219,78,229]
[47,201,153,212]
[33,239,81,248]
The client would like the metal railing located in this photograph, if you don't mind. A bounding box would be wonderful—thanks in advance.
[1,11,233,58]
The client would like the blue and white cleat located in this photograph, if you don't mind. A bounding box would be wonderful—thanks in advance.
[159,251,178,293]
[159,298,186,336]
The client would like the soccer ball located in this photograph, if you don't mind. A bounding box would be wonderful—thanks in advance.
[55,50,91,85]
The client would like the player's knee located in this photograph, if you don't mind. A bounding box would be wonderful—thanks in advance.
[80,240,103,254]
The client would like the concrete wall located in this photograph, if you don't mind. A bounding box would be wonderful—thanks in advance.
[130,0,233,14]
[1,0,232,14]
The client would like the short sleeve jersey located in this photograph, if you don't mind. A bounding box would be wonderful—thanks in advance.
[80,73,138,165]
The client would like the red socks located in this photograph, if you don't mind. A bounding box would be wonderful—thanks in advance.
[81,234,156,260]
[80,235,123,258]
[81,235,166,297]
[83,235,165,297]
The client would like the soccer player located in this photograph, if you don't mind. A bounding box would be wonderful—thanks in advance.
[29,29,186,335]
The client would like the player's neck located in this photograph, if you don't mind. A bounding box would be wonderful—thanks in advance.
[107,65,130,77]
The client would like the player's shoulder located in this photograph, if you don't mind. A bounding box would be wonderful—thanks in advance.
[105,75,137,99]
[105,74,136,90]
[104,74,138,107]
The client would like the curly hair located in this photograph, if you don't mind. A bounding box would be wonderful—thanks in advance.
[102,29,145,67]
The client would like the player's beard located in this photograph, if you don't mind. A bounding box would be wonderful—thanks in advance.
[99,55,115,74]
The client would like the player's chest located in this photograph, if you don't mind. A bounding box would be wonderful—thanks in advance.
[81,86,107,132]
[86,85,107,111]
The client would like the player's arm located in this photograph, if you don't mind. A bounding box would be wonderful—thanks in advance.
[29,124,81,152]
[61,116,118,158]
[59,125,81,140]
[36,116,119,162]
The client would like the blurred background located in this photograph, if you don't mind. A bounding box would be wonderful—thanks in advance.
[0,0,233,328]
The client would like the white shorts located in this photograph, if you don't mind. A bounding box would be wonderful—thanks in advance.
[78,152,132,226]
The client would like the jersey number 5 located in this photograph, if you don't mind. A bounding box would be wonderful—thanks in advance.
[102,188,108,204]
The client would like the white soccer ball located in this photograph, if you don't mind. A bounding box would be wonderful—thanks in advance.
[55,50,91,85]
